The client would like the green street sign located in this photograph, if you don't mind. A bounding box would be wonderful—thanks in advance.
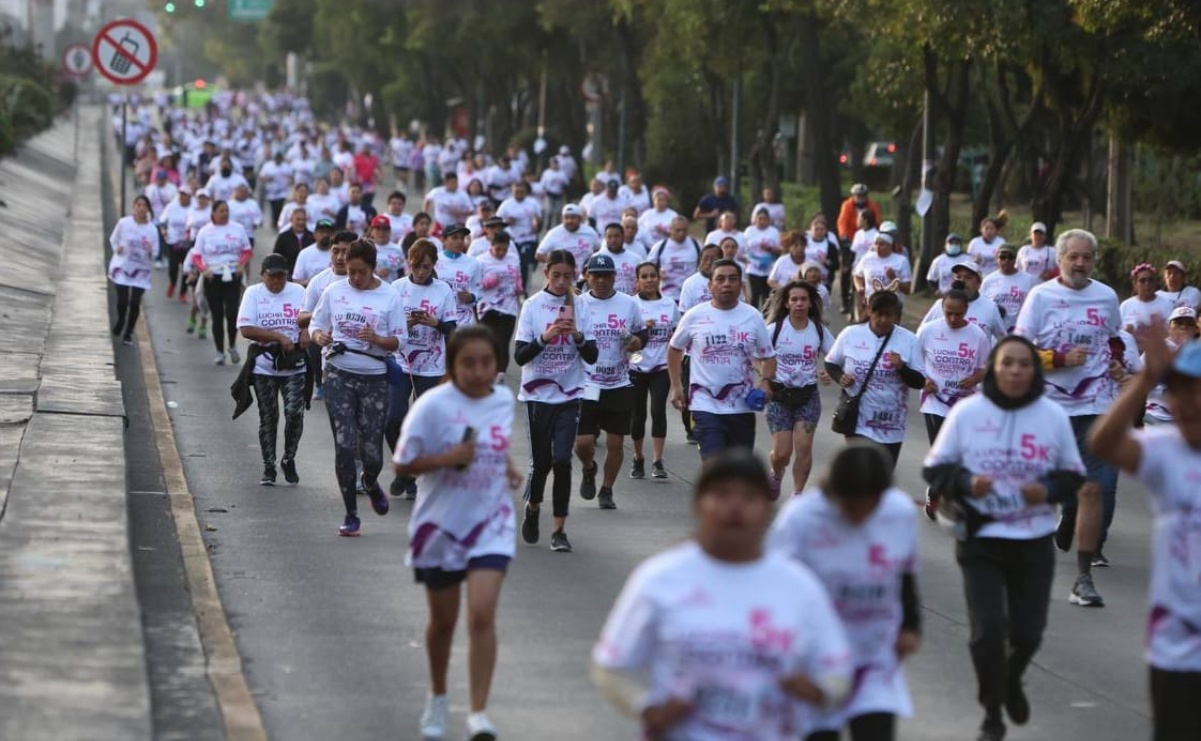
[229,0,273,21]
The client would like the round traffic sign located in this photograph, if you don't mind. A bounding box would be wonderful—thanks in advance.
[62,43,93,77]
[91,19,158,86]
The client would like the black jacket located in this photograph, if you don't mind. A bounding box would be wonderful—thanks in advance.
[272,229,315,274]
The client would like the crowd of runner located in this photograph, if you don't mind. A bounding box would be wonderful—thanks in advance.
[104,90,1201,741]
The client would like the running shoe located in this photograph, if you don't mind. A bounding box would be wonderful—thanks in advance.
[1006,679,1030,725]
[651,460,667,479]
[111,322,123,336]
[629,457,645,480]
[597,487,616,510]
[367,483,390,516]
[1091,550,1110,568]
[122,334,133,346]
[313,385,324,401]
[404,477,418,501]
[1053,513,1074,552]
[923,487,938,523]
[338,514,361,537]
[521,505,539,544]
[260,467,277,486]
[769,471,782,501]
[420,694,449,739]
[466,711,497,741]
[1069,573,1105,607]
[214,354,226,365]
[280,458,299,485]
[684,431,699,446]
[550,529,572,553]
[579,462,598,500]
[186,317,196,334]
[228,346,241,365]
[166,284,175,298]
[389,476,406,497]
[977,713,1005,741]
[198,325,207,340]
[178,290,188,305]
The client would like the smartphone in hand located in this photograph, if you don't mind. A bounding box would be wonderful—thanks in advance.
[558,305,573,323]
[455,427,477,471]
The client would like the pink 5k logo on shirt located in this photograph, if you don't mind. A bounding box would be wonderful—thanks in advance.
[748,609,795,653]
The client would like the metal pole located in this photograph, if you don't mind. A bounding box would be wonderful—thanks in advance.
[536,50,547,173]
[919,88,936,286]
[120,94,127,211]
[73,92,79,164]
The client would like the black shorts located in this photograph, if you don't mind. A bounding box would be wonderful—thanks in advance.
[577,385,635,436]
[413,554,511,591]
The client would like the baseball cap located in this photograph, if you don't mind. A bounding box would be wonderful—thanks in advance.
[443,223,470,237]
[484,216,506,228]
[178,185,194,196]
[874,233,895,245]
[714,176,730,187]
[945,233,962,244]
[1170,306,1197,323]
[585,254,617,274]
[851,183,868,196]
[952,261,982,276]
[1031,222,1047,233]
[1171,340,1201,378]
[315,218,335,230]
[196,188,211,199]
[997,243,1018,255]
[369,214,391,229]
[562,204,583,218]
[1166,260,1187,272]
[260,254,289,275]
[879,220,898,235]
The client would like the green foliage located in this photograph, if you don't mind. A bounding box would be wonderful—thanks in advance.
[0,44,73,158]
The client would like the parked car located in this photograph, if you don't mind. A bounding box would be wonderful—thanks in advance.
[863,141,896,168]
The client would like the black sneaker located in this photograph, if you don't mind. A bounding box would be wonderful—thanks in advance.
[1069,573,1104,607]
[550,529,572,552]
[598,487,616,510]
[280,458,299,485]
[580,463,598,500]
[684,431,699,446]
[924,487,938,522]
[521,506,540,544]
[629,457,645,479]
[1053,513,1074,552]
[1005,680,1030,725]
[1091,550,1110,568]
[404,477,418,501]
[389,476,406,497]
[122,334,133,346]
[111,322,123,336]
[259,467,277,486]
[977,712,1005,741]
[651,460,667,479]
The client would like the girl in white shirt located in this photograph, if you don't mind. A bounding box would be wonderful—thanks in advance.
[923,336,1086,741]
[967,216,1006,276]
[475,232,524,377]
[191,200,253,365]
[108,195,158,345]
[770,443,922,741]
[768,230,809,291]
[629,262,680,480]
[804,215,837,280]
[159,188,193,302]
[593,451,853,741]
[763,280,833,498]
[1121,263,1174,337]
[393,327,525,741]
[743,207,783,308]
[1089,329,1201,741]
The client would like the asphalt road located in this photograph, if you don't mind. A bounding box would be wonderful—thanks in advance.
[137,203,1155,741]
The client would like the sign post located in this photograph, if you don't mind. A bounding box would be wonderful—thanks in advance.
[92,18,158,213]
[62,43,93,164]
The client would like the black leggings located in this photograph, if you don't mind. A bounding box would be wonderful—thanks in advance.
[112,284,145,337]
[523,400,579,519]
[805,713,895,741]
[630,369,669,441]
[1151,667,1201,741]
[167,243,188,297]
[480,310,517,374]
[203,275,242,353]
[749,274,771,309]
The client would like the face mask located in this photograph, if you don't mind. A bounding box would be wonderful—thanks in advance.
[946,245,962,256]
[221,168,232,177]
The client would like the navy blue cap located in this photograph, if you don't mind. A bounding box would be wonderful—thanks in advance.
[585,253,617,274]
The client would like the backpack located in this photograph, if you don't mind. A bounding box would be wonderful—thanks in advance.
[650,237,702,269]
[772,315,825,350]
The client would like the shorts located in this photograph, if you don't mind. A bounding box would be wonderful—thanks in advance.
[765,392,821,434]
[577,385,635,436]
[413,554,511,591]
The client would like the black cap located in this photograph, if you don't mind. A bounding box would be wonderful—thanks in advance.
[484,216,506,228]
[261,254,289,275]
[443,223,470,237]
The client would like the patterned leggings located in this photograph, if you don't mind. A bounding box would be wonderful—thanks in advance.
[252,373,306,469]
[323,367,389,515]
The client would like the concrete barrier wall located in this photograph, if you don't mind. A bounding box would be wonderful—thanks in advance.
[0,107,151,739]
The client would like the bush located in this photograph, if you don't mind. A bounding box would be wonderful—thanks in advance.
[1094,237,1195,299]
[0,44,74,158]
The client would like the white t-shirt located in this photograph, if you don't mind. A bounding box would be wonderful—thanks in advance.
[1131,425,1201,672]
[921,295,1007,341]
[743,225,782,277]
[589,193,628,231]
[236,282,307,376]
[277,201,315,233]
[669,302,776,415]
[375,241,405,283]
[1144,341,1177,423]
[768,318,832,389]
[1157,286,1201,312]
[980,270,1036,332]
[476,252,523,318]
[310,279,407,375]
[301,268,342,312]
[595,248,643,296]
[620,186,653,215]
[515,291,596,403]
[537,224,601,281]
[576,291,643,390]
[924,393,1085,539]
[916,319,990,416]
[435,252,482,327]
[159,199,191,246]
[768,254,806,287]
[108,216,158,290]
[390,277,457,376]
[292,245,331,284]
[593,542,853,741]
[768,488,918,729]
[191,222,251,275]
[539,167,569,197]
[1120,295,1174,333]
[1016,243,1053,279]
[304,192,341,223]
[647,238,701,302]
[679,272,713,313]
[850,228,878,268]
[384,211,413,239]
[204,171,248,202]
[185,205,212,241]
[753,202,787,231]
[854,252,911,299]
[632,296,679,374]
[638,208,678,242]
[227,197,263,239]
[967,235,1005,276]
[825,324,923,444]
[394,382,517,570]
[426,185,475,227]
[496,196,542,243]
[705,228,747,254]
[259,161,294,201]
[145,182,178,217]
[926,253,974,294]
[1014,279,1120,415]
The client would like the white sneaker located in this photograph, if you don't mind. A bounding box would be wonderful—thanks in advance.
[214,354,226,366]
[228,346,241,365]
[420,694,449,739]
[466,712,497,741]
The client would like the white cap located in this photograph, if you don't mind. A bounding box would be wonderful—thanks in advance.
[1031,221,1047,233]
[559,145,570,155]
[879,220,898,234]
[952,261,983,276]
[1167,260,1187,272]
[195,188,211,198]
[562,203,583,217]
[1170,306,1197,322]
[874,232,895,245]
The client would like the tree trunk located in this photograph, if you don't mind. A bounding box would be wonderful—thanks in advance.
[797,12,842,225]
[1106,131,1133,244]
[924,51,971,276]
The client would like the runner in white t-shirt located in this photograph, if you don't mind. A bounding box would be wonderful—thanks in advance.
[636,189,678,243]
[852,233,911,322]
[647,216,702,302]
[475,231,523,377]
[629,262,680,481]
[236,254,309,487]
[926,233,974,295]
[770,444,922,741]
[297,233,352,400]
[1157,260,1201,312]
[980,243,1036,332]
[921,262,1007,341]
[108,199,159,344]
[1121,263,1174,337]
[536,206,601,283]
[768,231,809,291]
[595,222,643,295]
[435,225,482,327]
[743,207,783,308]
[593,451,853,741]
[967,216,1006,276]
[1015,222,1054,280]
[393,327,524,741]
[917,290,991,455]
[1089,330,1201,741]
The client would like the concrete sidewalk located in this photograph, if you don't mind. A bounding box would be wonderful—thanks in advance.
[0,108,150,738]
